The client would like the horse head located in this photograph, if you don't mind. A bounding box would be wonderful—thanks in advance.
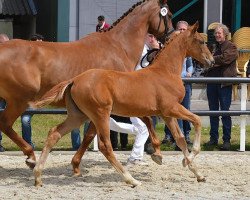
[186,21,215,68]
[148,0,174,41]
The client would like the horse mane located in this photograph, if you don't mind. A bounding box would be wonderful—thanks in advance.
[100,0,147,32]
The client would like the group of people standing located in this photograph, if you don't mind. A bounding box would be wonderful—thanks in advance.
[0,15,238,158]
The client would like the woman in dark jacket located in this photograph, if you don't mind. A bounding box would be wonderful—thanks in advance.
[205,23,238,150]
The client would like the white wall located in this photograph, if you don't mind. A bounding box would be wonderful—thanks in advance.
[70,0,138,40]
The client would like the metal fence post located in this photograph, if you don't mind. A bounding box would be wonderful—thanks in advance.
[240,83,247,151]
[93,135,99,151]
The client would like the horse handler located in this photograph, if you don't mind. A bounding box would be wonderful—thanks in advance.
[109,117,149,166]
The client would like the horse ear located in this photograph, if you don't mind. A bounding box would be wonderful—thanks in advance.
[191,21,199,34]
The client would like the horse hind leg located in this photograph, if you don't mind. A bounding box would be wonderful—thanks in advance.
[93,115,141,187]
[34,112,88,187]
[71,121,97,176]
[0,99,36,169]
[34,90,88,187]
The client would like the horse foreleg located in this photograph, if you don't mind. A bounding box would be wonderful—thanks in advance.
[141,116,163,165]
[71,121,97,176]
[188,161,206,182]
[0,100,36,168]
[163,105,205,182]
[93,115,141,187]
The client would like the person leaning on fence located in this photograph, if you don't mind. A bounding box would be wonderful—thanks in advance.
[0,33,9,152]
[204,23,238,151]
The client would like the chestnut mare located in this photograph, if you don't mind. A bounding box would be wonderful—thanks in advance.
[32,22,214,187]
[0,0,173,167]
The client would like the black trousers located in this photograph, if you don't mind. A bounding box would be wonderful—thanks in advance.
[110,115,130,149]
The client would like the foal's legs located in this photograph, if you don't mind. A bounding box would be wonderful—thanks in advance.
[72,116,163,174]
[0,99,36,168]
[71,122,97,176]
[162,104,205,182]
[141,117,163,165]
[92,114,141,187]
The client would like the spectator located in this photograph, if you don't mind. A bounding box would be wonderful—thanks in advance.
[0,33,9,152]
[96,15,110,32]
[0,99,6,152]
[110,115,128,151]
[204,23,238,150]
[30,33,44,41]
[162,21,193,149]
[109,117,149,166]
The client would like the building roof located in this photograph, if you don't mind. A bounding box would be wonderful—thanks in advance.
[0,0,37,15]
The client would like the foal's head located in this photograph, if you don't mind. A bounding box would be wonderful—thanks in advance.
[147,0,174,40]
[185,22,214,68]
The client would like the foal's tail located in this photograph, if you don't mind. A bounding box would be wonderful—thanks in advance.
[30,80,74,108]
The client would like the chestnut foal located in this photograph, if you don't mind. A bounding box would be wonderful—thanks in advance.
[32,22,214,187]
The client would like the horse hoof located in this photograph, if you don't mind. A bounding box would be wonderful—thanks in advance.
[72,172,81,177]
[35,181,43,187]
[151,154,162,165]
[197,177,206,182]
[26,158,36,169]
[182,158,188,167]
[129,179,142,188]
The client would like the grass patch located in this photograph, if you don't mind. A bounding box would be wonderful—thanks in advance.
[1,115,250,151]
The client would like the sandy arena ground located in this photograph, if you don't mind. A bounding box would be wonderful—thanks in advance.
[0,151,249,200]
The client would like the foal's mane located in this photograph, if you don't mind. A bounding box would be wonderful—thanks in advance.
[100,0,147,32]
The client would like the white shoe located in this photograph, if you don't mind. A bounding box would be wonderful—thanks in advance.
[126,158,148,166]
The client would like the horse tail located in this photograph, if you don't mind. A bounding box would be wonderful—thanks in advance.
[30,80,73,108]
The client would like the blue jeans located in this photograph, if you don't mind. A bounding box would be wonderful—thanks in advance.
[71,129,81,150]
[164,84,192,140]
[21,114,35,149]
[164,119,183,141]
[207,84,232,143]
[71,122,90,150]
[0,100,6,142]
